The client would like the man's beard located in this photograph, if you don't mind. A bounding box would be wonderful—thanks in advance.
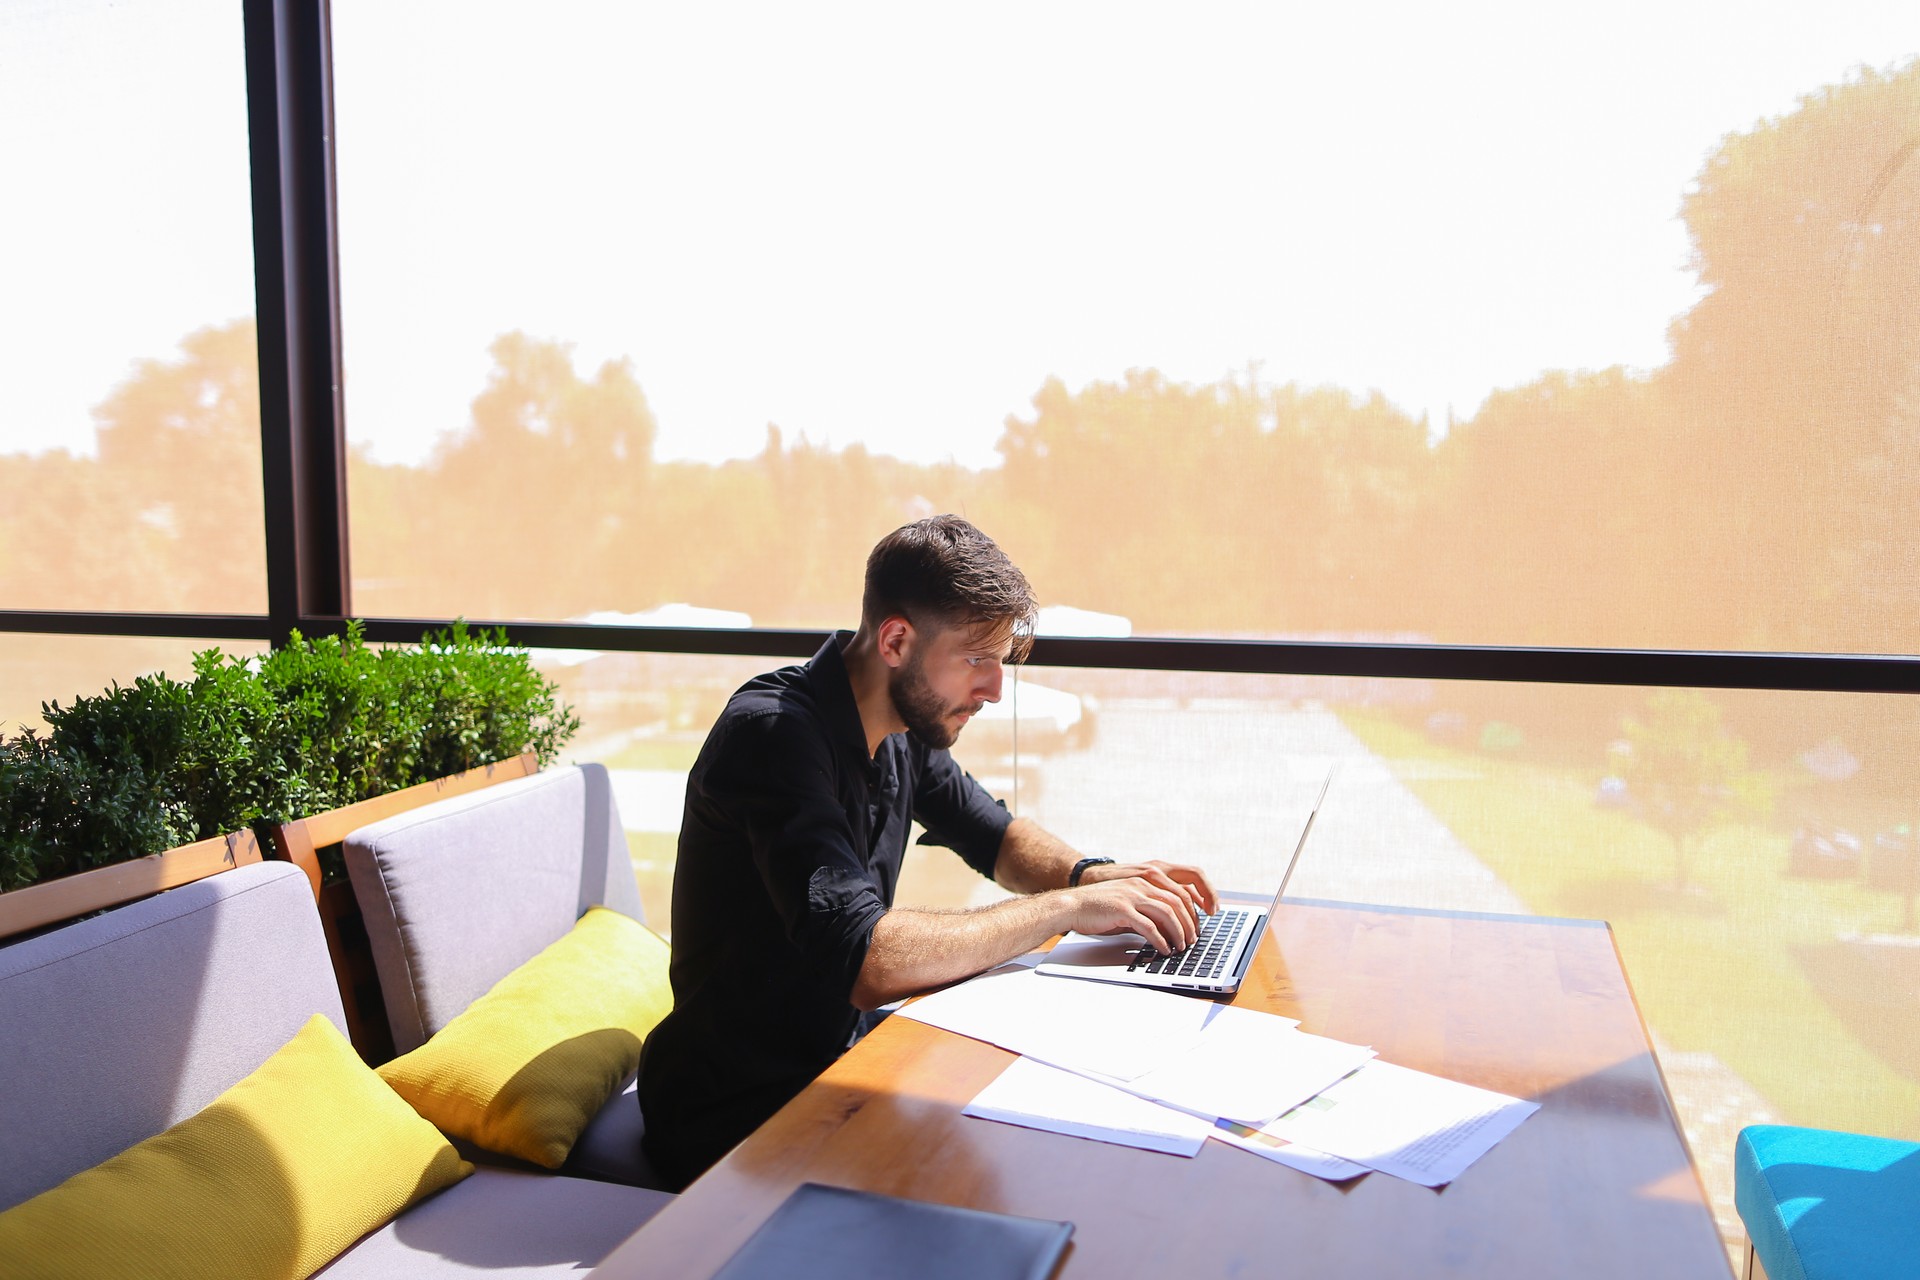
[889,653,978,750]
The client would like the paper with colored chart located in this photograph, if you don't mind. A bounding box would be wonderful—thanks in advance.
[1256,1059,1540,1187]
[1210,1117,1372,1181]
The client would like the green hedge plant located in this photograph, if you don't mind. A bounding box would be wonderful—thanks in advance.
[0,621,579,892]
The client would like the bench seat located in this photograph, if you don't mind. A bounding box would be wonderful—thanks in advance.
[343,763,666,1189]
[0,860,668,1276]
[1735,1123,1920,1280]
[316,1167,670,1278]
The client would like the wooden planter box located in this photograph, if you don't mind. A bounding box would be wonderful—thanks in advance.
[0,829,265,943]
[0,751,539,1063]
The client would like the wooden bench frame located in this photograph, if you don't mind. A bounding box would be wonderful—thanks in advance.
[265,751,540,1062]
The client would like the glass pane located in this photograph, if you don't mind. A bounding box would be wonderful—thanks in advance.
[0,2,265,615]
[538,648,775,930]
[1,633,271,738]
[574,643,1916,1258]
[334,4,1917,653]
[975,668,1916,1260]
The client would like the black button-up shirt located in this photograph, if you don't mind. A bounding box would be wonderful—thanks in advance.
[637,633,1013,1186]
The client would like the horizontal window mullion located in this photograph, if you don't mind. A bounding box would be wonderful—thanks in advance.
[349,616,827,661]
[0,612,277,643]
[338,617,1920,696]
[3,612,1911,692]
[1028,637,1920,695]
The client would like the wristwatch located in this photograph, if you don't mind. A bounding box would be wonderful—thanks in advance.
[1068,856,1115,888]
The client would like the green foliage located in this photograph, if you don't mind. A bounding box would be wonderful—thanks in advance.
[0,622,579,893]
[1616,690,1773,888]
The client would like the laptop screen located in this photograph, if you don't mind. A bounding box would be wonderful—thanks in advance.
[1259,765,1335,916]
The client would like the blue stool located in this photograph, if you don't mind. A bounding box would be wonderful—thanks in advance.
[1734,1124,1920,1280]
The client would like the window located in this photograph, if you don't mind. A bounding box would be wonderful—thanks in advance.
[0,1,265,616]
[6,7,1916,1263]
[333,4,1918,656]
[960,666,1920,1251]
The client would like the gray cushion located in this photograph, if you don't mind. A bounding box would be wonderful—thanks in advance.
[343,763,644,1055]
[561,1075,664,1189]
[314,1167,673,1278]
[435,1075,663,1192]
[0,861,343,1210]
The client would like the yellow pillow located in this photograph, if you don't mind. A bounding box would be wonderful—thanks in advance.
[0,1014,471,1280]
[378,906,673,1168]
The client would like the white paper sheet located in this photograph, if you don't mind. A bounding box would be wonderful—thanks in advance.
[1259,1059,1540,1187]
[876,952,1044,1012]
[1071,1010,1373,1126]
[1210,1118,1372,1182]
[895,964,1215,1080]
[963,1057,1215,1156]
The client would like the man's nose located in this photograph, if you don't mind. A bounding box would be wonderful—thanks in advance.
[978,662,1004,704]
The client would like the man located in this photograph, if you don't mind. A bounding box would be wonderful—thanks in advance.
[636,515,1218,1188]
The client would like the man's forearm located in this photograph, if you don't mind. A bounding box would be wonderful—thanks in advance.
[848,893,1073,1011]
[991,816,1082,894]
[850,854,1212,1009]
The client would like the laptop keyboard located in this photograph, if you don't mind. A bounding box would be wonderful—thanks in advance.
[1128,908,1249,981]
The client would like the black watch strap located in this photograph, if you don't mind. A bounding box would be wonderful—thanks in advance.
[1068,856,1115,888]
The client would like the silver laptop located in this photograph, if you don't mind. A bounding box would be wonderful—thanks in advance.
[1034,767,1334,995]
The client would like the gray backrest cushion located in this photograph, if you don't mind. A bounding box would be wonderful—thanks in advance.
[343,763,642,1055]
[0,861,345,1209]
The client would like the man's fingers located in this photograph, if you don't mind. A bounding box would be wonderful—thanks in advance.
[1145,869,1207,930]
[1140,886,1196,951]
[1124,906,1174,955]
[1115,886,1182,954]
[1078,874,1210,952]
[1137,906,1174,954]
[1106,860,1218,919]
[1141,868,1201,932]
[1158,862,1220,914]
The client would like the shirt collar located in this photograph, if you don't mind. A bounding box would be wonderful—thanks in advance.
[804,631,878,769]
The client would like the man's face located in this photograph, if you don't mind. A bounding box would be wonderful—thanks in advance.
[887,620,1009,750]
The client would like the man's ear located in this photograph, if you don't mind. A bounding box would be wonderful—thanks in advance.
[875,615,915,669]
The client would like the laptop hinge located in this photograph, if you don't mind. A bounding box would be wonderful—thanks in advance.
[1227,929,1261,984]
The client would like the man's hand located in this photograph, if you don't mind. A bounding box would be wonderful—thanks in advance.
[1079,859,1219,930]
[850,856,1225,1009]
[1063,871,1211,955]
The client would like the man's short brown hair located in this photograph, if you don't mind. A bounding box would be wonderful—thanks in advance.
[862,515,1037,661]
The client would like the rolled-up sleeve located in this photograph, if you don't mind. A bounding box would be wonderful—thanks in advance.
[910,745,1013,879]
[696,711,885,997]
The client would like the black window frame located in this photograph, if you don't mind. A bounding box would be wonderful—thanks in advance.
[1,0,1916,700]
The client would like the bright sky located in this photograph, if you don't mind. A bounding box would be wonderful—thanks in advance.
[2,2,1915,470]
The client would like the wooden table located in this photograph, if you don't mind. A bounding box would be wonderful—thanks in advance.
[591,899,1733,1278]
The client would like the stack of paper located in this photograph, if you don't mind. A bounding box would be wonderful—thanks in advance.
[1073,1007,1375,1125]
[1210,1118,1372,1181]
[911,966,1540,1187]
[895,965,1216,1080]
[1240,1059,1541,1187]
[964,1058,1216,1156]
